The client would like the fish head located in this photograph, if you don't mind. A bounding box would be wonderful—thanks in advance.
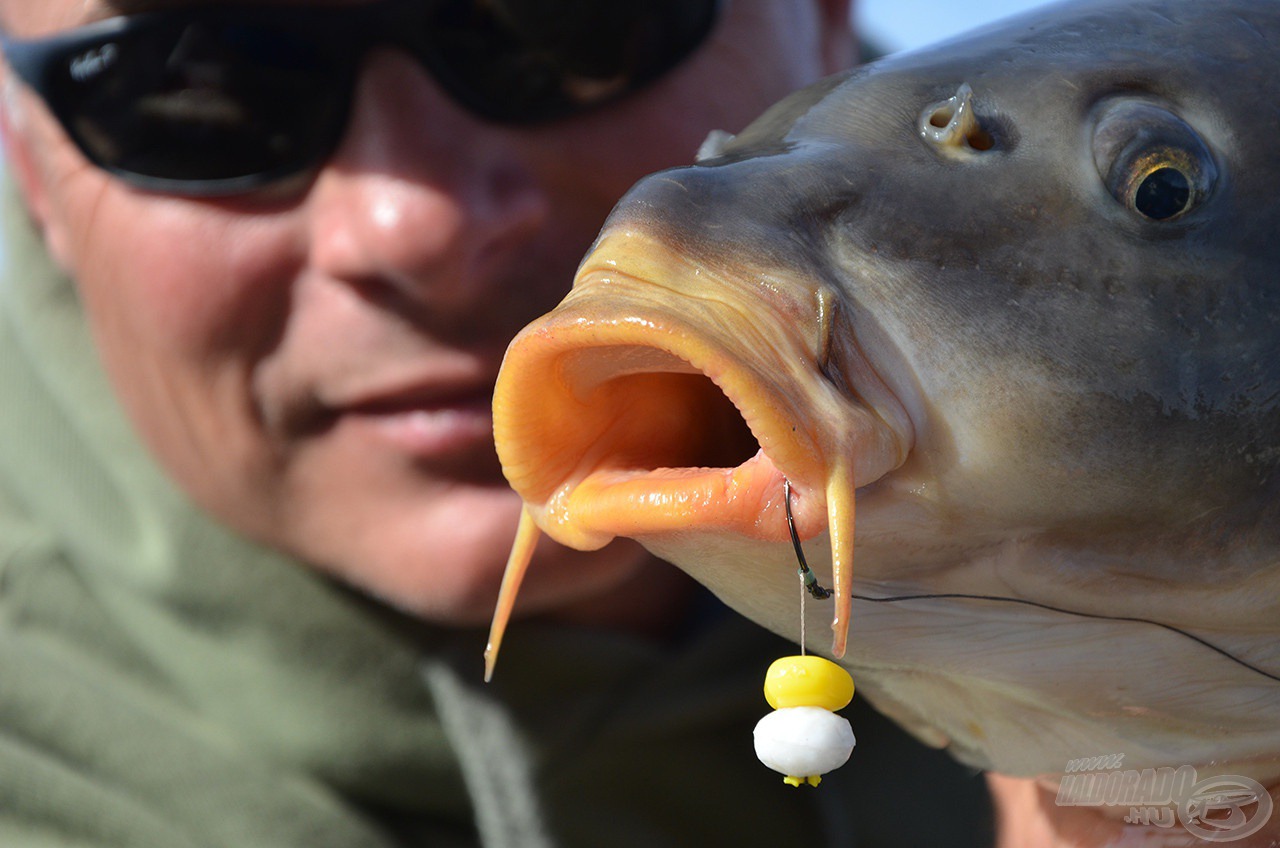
[493,0,1280,783]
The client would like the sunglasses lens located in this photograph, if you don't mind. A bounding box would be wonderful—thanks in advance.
[16,0,721,192]
[426,0,720,122]
[47,17,351,190]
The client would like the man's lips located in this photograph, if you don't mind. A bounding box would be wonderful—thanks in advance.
[347,393,493,451]
[316,381,501,468]
[337,385,492,417]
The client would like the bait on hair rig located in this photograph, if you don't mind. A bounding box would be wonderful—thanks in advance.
[752,480,857,787]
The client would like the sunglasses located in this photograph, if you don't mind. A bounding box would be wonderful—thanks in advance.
[0,0,721,195]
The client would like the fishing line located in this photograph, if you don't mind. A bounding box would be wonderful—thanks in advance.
[780,479,1280,685]
[851,590,1280,685]
[798,563,807,656]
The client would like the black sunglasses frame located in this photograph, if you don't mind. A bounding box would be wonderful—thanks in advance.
[0,0,722,196]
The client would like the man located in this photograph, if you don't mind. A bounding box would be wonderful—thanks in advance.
[2,0,853,647]
[0,1,998,846]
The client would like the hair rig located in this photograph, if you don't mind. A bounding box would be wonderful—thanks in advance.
[752,480,857,787]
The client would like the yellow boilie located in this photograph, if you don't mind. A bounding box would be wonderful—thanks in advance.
[763,655,855,711]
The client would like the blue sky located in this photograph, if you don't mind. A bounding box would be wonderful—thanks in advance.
[860,0,1057,53]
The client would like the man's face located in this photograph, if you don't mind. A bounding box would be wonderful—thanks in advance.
[0,0,850,624]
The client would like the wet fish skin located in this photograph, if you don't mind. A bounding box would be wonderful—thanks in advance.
[614,4,1280,552]
[492,0,1280,785]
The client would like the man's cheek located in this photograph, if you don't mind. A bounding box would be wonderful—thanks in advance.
[1,88,67,264]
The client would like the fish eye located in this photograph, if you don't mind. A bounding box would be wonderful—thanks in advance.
[1091,100,1217,223]
[1124,150,1197,220]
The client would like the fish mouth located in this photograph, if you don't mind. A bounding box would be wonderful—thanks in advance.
[487,231,909,671]
[495,284,829,550]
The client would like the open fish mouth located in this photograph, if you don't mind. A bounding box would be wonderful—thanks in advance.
[486,231,910,672]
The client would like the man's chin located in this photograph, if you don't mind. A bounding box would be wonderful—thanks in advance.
[309,516,663,631]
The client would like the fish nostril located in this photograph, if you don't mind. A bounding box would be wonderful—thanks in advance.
[920,83,995,155]
[967,126,995,151]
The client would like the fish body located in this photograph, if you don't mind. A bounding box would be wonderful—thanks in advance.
[491,0,1280,785]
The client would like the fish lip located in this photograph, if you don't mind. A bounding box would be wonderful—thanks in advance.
[495,274,825,546]
[493,237,909,552]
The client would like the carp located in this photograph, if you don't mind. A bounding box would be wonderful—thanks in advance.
[488,0,1280,801]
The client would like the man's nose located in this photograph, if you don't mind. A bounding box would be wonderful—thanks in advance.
[305,49,552,315]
